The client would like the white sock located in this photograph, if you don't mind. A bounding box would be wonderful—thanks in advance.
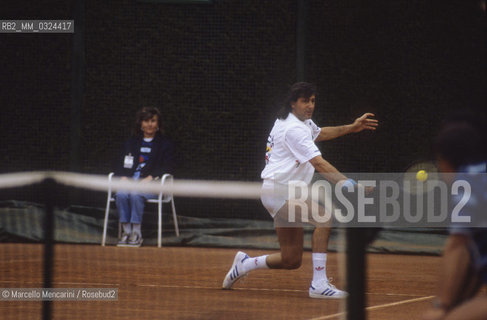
[312,253,328,285]
[132,223,142,237]
[122,223,131,235]
[242,255,269,273]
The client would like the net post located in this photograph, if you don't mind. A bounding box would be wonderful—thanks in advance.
[42,177,56,320]
[345,228,367,320]
[342,183,371,320]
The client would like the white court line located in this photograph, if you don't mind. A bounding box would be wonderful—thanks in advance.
[0,280,120,287]
[368,292,427,297]
[308,295,435,320]
[139,283,306,293]
[137,283,428,298]
[139,284,217,290]
[0,280,120,288]
[56,281,121,287]
[0,259,44,264]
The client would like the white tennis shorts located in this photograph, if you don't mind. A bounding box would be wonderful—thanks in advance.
[260,180,287,218]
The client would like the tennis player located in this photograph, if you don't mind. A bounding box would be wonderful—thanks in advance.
[222,82,378,298]
[423,122,487,320]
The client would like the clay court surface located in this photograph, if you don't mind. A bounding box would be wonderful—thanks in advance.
[0,244,440,319]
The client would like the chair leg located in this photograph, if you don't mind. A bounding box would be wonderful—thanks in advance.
[158,199,162,248]
[102,199,111,246]
[171,198,179,237]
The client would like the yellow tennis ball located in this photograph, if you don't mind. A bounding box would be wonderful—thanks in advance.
[416,170,428,182]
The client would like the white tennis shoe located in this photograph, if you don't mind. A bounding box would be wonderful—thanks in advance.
[222,251,249,289]
[309,280,348,299]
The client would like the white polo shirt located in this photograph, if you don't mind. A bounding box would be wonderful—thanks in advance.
[262,112,321,183]
[261,113,321,215]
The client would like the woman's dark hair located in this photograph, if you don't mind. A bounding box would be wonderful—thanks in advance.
[133,107,164,136]
[276,82,317,120]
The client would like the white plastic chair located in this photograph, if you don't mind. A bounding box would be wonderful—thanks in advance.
[101,172,180,247]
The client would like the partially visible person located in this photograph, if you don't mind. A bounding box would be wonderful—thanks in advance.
[423,122,487,320]
[114,107,175,247]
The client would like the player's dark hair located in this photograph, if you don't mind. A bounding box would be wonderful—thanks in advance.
[433,122,485,169]
[277,82,317,120]
[134,107,164,136]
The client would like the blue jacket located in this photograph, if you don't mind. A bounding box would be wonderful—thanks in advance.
[114,132,175,179]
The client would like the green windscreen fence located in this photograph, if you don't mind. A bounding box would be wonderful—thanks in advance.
[0,200,446,255]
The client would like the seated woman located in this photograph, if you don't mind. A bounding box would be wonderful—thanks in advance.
[114,107,174,247]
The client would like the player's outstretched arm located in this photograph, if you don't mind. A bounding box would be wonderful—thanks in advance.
[315,113,378,142]
[310,156,375,194]
[309,156,348,184]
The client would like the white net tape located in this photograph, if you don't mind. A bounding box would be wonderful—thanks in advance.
[0,171,264,199]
